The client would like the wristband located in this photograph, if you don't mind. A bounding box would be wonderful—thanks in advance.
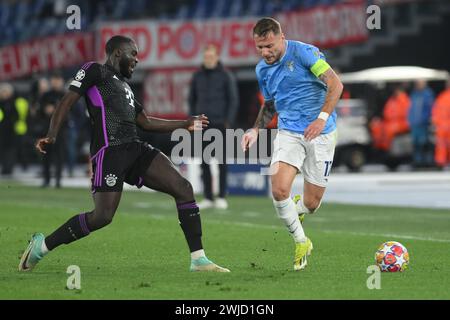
[318,112,329,121]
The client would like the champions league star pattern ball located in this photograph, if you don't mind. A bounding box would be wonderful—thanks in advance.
[375,241,409,272]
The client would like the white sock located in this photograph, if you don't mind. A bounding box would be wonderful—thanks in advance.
[296,196,321,214]
[296,197,312,214]
[191,249,206,260]
[41,239,49,255]
[273,197,306,243]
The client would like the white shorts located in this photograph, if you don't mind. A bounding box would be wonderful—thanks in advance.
[270,129,337,187]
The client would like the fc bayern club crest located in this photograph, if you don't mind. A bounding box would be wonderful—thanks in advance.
[105,174,118,187]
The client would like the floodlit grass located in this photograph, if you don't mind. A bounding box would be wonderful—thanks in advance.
[1,183,449,299]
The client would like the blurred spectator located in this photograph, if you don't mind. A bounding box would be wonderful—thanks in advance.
[29,77,50,137]
[38,72,67,188]
[408,80,435,168]
[188,44,239,210]
[432,80,450,168]
[0,82,30,176]
[66,98,88,177]
[0,83,30,176]
[370,85,410,151]
[14,92,30,171]
[0,84,13,174]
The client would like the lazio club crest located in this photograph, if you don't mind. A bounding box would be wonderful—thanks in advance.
[313,50,323,59]
[286,61,294,72]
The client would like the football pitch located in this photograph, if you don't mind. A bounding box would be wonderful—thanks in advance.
[0,183,449,300]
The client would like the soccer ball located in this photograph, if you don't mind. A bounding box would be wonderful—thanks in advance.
[375,241,409,272]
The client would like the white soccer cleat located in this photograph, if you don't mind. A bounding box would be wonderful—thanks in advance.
[197,199,214,210]
[214,198,228,210]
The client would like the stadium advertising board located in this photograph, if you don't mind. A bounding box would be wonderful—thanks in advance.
[0,2,366,81]
[143,68,195,118]
[97,1,367,68]
[227,164,269,196]
[0,33,94,81]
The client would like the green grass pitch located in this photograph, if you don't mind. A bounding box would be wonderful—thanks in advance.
[0,183,449,299]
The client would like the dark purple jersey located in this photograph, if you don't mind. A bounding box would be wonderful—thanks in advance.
[69,62,143,157]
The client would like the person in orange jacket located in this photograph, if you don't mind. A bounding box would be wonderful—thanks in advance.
[383,86,411,149]
[370,86,410,151]
[432,80,450,168]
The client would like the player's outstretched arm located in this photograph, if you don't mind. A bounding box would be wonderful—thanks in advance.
[36,91,81,154]
[241,100,276,151]
[304,68,343,141]
[136,109,209,133]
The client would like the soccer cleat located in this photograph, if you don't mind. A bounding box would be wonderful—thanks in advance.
[293,195,305,224]
[293,238,313,271]
[18,233,46,272]
[214,198,228,210]
[190,256,230,273]
[197,199,214,210]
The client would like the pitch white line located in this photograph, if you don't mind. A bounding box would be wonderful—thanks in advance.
[203,219,450,243]
[242,211,261,217]
[320,230,450,243]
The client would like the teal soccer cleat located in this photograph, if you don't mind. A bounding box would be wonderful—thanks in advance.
[190,256,230,273]
[18,233,46,272]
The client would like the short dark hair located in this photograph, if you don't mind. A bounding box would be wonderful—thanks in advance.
[253,17,281,37]
[49,70,63,80]
[204,43,219,54]
[105,35,134,55]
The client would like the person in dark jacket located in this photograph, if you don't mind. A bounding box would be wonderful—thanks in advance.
[0,83,18,175]
[188,44,239,210]
[39,72,67,188]
[408,80,435,168]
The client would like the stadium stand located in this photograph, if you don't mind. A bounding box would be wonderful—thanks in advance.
[0,0,347,46]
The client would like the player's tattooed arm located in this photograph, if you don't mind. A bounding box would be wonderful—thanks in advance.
[253,100,276,130]
[136,110,209,132]
[241,100,275,151]
[318,68,343,116]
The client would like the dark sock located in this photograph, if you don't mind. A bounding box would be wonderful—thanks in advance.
[177,201,203,252]
[45,212,91,251]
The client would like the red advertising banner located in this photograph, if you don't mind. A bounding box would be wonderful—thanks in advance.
[143,68,196,118]
[97,19,257,68]
[0,2,367,82]
[0,33,94,81]
[97,1,368,69]
[279,2,369,48]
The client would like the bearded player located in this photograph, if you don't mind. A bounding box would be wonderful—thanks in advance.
[242,18,343,271]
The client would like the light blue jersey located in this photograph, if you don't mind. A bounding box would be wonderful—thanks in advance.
[256,40,337,134]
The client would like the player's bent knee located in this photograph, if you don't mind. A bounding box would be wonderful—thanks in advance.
[271,187,291,201]
[100,214,114,226]
[173,178,194,202]
[88,209,115,230]
[94,216,113,229]
[304,198,322,214]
